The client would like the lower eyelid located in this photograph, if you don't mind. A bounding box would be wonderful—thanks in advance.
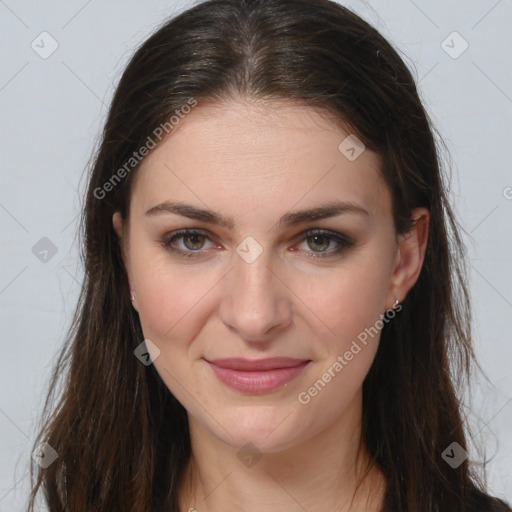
[298,236,346,254]
[164,232,214,252]
[161,230,353,257]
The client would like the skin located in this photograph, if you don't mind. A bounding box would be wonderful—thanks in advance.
[113,98,429,512]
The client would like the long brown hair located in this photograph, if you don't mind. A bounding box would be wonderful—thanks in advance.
[27,0,511,510]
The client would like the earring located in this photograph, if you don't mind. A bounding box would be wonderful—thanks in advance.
[130,291,135,301]
[383,298,400,317]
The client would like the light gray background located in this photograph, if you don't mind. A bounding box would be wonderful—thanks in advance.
[1,0,511,509]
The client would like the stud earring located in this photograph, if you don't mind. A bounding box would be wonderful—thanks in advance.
[383,298,400,317]
[130,291,135,301]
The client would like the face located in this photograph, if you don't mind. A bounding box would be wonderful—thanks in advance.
[114,99,426,453]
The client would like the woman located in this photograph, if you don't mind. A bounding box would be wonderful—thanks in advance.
[27,0,511,510]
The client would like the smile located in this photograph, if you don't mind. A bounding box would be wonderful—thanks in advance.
[205,357,311,394]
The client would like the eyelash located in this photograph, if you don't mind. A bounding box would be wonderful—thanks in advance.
[159,228,354,260]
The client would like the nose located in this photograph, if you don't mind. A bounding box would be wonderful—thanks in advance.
[218,247,293,343]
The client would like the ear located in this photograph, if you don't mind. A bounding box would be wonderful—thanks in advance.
[386,207,429,308]
[112,211,124,239]
[113,212,137,310]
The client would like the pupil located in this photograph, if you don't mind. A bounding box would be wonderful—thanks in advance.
[185,234,204,250]
[309,235,328,252]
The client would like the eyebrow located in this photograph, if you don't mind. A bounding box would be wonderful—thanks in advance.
[145,200,369,229]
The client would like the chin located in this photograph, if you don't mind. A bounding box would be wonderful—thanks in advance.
[206,404,305,453]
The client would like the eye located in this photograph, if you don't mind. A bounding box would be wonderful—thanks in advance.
[160,229,216,258]
[292,229,354,259]
[159,228,354,260]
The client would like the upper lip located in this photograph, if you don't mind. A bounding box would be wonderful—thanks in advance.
[206,357,310,371]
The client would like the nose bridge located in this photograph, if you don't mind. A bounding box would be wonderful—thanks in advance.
[219,242,292,340]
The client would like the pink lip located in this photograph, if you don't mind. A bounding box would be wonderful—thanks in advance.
[205,357,311,394]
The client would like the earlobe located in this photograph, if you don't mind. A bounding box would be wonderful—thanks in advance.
[388,208,429,306]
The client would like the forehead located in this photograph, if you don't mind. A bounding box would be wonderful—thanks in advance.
[130,99,390,224]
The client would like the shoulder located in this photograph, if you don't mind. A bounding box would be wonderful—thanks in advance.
[466,487,512,512]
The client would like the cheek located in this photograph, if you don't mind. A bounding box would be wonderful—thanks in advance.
[134,266,202,340]
[292,255,389,397]
[130,245,225,351]
[294,255,389,347]
[130,257,217,407]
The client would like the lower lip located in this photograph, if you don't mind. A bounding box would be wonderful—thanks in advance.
[206,360,310,394]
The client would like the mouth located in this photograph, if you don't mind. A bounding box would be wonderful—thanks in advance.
[205,357,311,394]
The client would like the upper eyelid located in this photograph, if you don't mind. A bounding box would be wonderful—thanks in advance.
[163,228,217,245]
[163,228,352,249]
